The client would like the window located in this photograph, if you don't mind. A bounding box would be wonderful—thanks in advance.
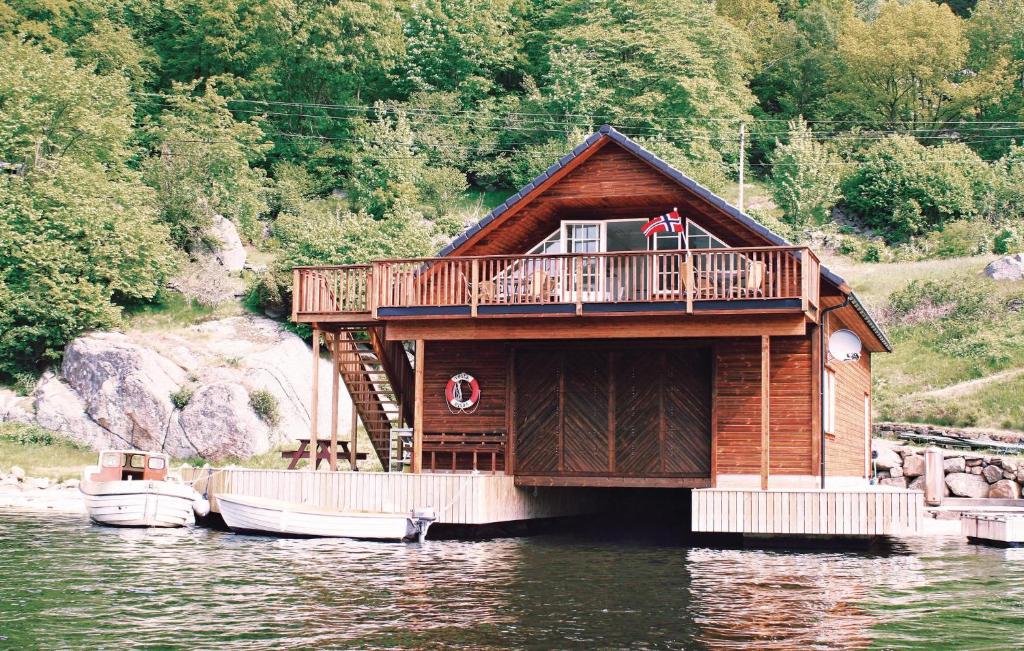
[824,369,837,435]
[148,456,166,470]
[528,230,561,255]
[686,221,728,250]
[101,453,121,468]
[129,454,146,469]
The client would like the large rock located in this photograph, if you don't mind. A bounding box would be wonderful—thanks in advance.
[983,464,1004,484]
[178,383,269,460]
[908,475,925,491]
[944,457,966,473]
[0,389,34,424]
[30,316,353,461]
[879,476,908,488]
[988,479,1021,499]
[210,214,246,272]
[873,445,902,470]
[945,472,990,498]
[903,455,926,478]
[984,253,1024,281]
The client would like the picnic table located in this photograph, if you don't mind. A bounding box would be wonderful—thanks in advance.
[282,438,368,470]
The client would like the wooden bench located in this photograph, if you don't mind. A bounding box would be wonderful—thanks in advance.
[282,439,368,470]
[422,432,507,473]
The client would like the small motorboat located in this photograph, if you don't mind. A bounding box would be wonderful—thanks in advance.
[216,493,436,542]
[80,449,209,528]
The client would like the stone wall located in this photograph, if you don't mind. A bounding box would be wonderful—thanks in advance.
[872,442,1024,499]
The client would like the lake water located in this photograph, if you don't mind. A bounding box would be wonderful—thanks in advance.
[1,509,1022,650]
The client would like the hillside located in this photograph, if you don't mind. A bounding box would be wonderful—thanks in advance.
[824,254,1024,432]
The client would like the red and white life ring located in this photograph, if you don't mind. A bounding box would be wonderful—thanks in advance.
[445,372,480,411]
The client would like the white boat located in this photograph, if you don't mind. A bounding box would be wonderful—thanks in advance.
[80,450,209,528]
[216,493,436,542]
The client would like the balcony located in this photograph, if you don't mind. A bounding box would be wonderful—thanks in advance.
[292,246,821,323]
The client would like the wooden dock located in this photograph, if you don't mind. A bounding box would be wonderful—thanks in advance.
[961,513,1024,546]
[691,488,924,537]
[182,469,600,525]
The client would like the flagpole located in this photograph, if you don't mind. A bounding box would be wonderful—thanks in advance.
[738,122,746,212]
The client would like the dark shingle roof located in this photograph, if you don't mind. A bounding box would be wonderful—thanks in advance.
[438,125,891,351]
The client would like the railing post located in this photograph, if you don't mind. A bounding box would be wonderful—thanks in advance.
[685,252,693,314]
[369,263,379,320]
[471,258,479,318]
[291,268,300,321]
[800,248,811,313]
[575,256,583,316]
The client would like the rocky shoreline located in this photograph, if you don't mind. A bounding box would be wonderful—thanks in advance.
[873,441,1024,498]
[0,467,86,515]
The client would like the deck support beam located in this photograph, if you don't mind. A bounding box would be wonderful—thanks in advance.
[329,333,340,471]
[310,327,321,470]
[761,334,770,491]
[350,400,358,471]
[412,339,425,474]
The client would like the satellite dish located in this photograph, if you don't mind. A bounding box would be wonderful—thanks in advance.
[828,329,863,362]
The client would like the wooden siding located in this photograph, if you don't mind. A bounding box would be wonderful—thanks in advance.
[514,344,712,480]
[422,341,507,434]
[183,468,600,525]
[715,336,816,478]
[826,315,871,477]
[462,143,771,256]
[692,488,923,536]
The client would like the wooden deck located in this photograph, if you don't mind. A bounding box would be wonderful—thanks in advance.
[292,246,821,323]
[691,488,924,537]
[182,468,600,525]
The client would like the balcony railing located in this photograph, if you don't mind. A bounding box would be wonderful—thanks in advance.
[292,246,820,320]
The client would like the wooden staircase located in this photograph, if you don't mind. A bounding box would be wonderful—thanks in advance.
[330,328,414,467]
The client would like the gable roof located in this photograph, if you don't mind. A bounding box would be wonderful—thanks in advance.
[439,125,890,352]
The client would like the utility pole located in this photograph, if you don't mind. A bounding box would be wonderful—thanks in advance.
[738,122,746,212]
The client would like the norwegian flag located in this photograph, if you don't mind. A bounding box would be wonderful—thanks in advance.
[642,208,683,237]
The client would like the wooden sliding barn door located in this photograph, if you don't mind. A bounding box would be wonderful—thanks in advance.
[514,345,712,478]
[513,350,560,473]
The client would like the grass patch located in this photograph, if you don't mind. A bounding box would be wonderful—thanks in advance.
[248,389,280,426]
[885,375,1024,431]
[123,291,240,331]
[0,423,95,482]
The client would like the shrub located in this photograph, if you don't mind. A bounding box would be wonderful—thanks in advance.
[921,220,992,258]
[770,117,844,228]
[841,136,987,243]
[249,389,280,426]
[170,386,194,409]
[0,423,56,446]
[888,277,992,324]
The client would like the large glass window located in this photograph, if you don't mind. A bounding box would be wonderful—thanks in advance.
[606,220,647,252]
[687,222,728,249]
[528,230,561,255]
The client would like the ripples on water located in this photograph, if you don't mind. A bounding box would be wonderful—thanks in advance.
[1,508,1023,649]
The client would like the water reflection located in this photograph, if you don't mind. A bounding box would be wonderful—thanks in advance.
[2,508,1023,649]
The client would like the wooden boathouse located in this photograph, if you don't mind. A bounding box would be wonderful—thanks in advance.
[204,125,922,538]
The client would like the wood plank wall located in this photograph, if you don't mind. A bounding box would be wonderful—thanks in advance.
[825,317,871,477]
[715,336,816,477]
[423,341,508,434]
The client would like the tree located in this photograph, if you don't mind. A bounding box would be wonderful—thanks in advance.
[840,136,988,242]
[770,118,844,227]
[142,82,272,248]
[0,41,177,379]
[835,0,1005,132]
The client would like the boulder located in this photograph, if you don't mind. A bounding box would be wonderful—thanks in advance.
[966,457,984,467]
[903,455,926,478]
[943,457,966,473]
[27,315,352,463]
[1016,467,1024,484]
[970,466,983,475]
[988,479,1021,499]
[879,477,908,488]
[946,472,990,498]
[908,475,925,491]
[983,464,1004,483]
[889,465,904,478]
[873,446,902,470]
[10,466,25,481]
[210,214,246,272]
[0,388,34,424]
[178,382,270,460]
[984,253,1024,281]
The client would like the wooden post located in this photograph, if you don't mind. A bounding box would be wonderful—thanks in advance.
[761,335,771,490]
[412,339,425,474]
[350,400,358,471]
[685,252,694,314]
[810,324,822,479]
[800,249,811,314]
[310,327,321,471]
[368,263,378,320]
[574,257,583,316]
[328,333,340,471]
[291,268,300,321]
[471,258,479,318]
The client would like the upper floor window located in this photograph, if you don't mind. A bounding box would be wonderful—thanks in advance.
[526,218,729,254]
[687,221,728,250]
[529,230,562,255]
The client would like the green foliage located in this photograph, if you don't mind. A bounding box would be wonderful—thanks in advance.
[142,82,272,247]
[170,386,194,409]
[248,388,279,426]
[921,220,992,258]
[0,422,61,446]
[841,136,988,242]
[770,117,844,227]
